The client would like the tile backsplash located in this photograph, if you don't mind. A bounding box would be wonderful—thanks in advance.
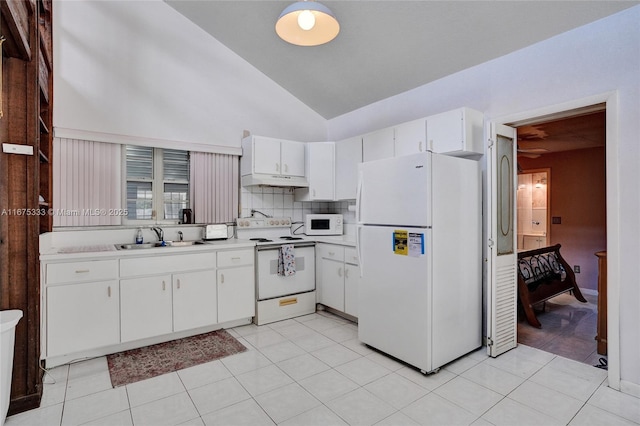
[240,186,356,227]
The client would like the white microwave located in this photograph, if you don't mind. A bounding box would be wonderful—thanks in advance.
[305,214,343,236]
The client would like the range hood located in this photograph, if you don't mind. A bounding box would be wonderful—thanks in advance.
[241,173,309,188]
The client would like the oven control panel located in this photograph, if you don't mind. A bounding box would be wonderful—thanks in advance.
[236,217,292,229]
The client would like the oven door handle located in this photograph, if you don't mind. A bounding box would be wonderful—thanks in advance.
[256,242,316,251]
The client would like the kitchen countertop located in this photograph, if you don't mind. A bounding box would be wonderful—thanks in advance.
[306,235,356,247]
[40,234,357,261]
[40,238,257,261]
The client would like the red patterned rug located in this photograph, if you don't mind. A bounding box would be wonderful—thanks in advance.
[107,329,247,387]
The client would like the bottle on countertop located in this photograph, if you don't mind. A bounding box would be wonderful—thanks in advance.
[135,227,144,244]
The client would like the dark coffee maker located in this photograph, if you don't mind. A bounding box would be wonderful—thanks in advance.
[181,209,193,224]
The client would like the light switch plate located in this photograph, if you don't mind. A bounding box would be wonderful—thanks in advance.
[2,143,34,155]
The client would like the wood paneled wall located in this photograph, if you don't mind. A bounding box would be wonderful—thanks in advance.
[1,0,51,415]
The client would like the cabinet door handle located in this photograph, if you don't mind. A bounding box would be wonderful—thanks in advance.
[221,273,225,284]
[231,257,241,261]
[75,269,90,274]
[419,141,423,152]
[338,267,343,277]
[284,164,289,173]
[176,279,181,289]
[313,189,316,197]
[162,280,166,291]
[328,251,335,256]
[345,268,349,279]
[107,286,111,297]
[276,163,280,172]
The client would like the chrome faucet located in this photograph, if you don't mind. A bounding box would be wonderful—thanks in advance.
[151,226,164,242]
[178,231,183,242]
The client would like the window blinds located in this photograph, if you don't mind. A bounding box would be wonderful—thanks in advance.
[53,138,122,226]
[190,152,239,224]
[53,139,238,227]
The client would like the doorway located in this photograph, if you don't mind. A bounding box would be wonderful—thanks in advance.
[511,107,607,367]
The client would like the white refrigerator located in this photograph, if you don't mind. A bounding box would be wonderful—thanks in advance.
[356,152,482,373]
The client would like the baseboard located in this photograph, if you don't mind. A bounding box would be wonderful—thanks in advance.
[579,287,598,296]
[620,379,640,398]
[43,318,252,368]
[7,389,43,417]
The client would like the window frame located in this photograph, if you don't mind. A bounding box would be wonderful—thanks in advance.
[122,145,190,225]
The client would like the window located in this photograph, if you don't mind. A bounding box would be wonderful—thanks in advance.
[125,145,189,222]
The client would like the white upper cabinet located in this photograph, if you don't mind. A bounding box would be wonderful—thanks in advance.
[335,136,362,200]
[280,140,306,177]
[241,135,306,178]
[426,107,484,156]
[252,137,281,175]
[394,118,427,157]
[295,142,335,201]
[362,127,394,162]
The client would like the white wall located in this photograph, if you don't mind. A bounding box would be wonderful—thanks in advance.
[53,0,327,148]
[328,6,640,390]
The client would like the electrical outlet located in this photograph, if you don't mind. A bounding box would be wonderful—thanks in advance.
[552,216,562,224]
[574,265,581,273]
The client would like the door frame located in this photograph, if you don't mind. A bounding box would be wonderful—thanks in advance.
[491,91,620,390]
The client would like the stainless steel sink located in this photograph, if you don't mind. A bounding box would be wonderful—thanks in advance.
[115,241,203,250]
[165,241,202,247]
[116,242,161,250]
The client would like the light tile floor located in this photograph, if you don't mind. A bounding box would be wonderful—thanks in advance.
[6,310,639,426]
[517,293,606,367]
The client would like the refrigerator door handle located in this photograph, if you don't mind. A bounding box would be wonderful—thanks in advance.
[356,225,363,277]
[356,169,363,223]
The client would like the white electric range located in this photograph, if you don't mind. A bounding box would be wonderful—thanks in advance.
[236,217,316,325]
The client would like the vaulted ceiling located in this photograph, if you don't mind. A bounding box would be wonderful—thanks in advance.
[165,1,637,119]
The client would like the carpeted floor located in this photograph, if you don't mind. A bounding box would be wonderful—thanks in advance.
[107,329,247,387]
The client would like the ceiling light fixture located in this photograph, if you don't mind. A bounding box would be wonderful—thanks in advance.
[275,0,340,46]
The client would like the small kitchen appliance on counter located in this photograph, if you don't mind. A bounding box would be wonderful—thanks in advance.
[203,224,231,240]
[236,217,316,325]
[180,208,193,224]
[304,214,343,235]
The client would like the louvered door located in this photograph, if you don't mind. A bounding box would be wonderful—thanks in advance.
[486,123,518,357]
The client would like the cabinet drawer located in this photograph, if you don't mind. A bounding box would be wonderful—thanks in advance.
[317,244,344,261]
[46,260,118,284]
[120,252,216,277]
[344,247,359,265]
[217,249,254,268]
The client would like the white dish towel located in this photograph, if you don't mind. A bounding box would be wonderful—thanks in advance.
[278,244,296,276]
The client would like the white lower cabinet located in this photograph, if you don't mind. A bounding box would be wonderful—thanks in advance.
[120,270,217,342]
[46,280,120,357]
[319,257,345,311]
[344,262,361,317]
[522,235,548,250]
[120,275,173,342]
[43,246,255,364]
[173,270,218,332]
[217,248,255,323]
[316,244,360,318]
[218,266,254,323]
[120,252,218,340]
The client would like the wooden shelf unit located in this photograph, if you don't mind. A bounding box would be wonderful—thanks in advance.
[1,0,53,415]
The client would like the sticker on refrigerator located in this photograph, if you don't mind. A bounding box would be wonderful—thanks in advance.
[393,230,408,255]
[408,232,425,257]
